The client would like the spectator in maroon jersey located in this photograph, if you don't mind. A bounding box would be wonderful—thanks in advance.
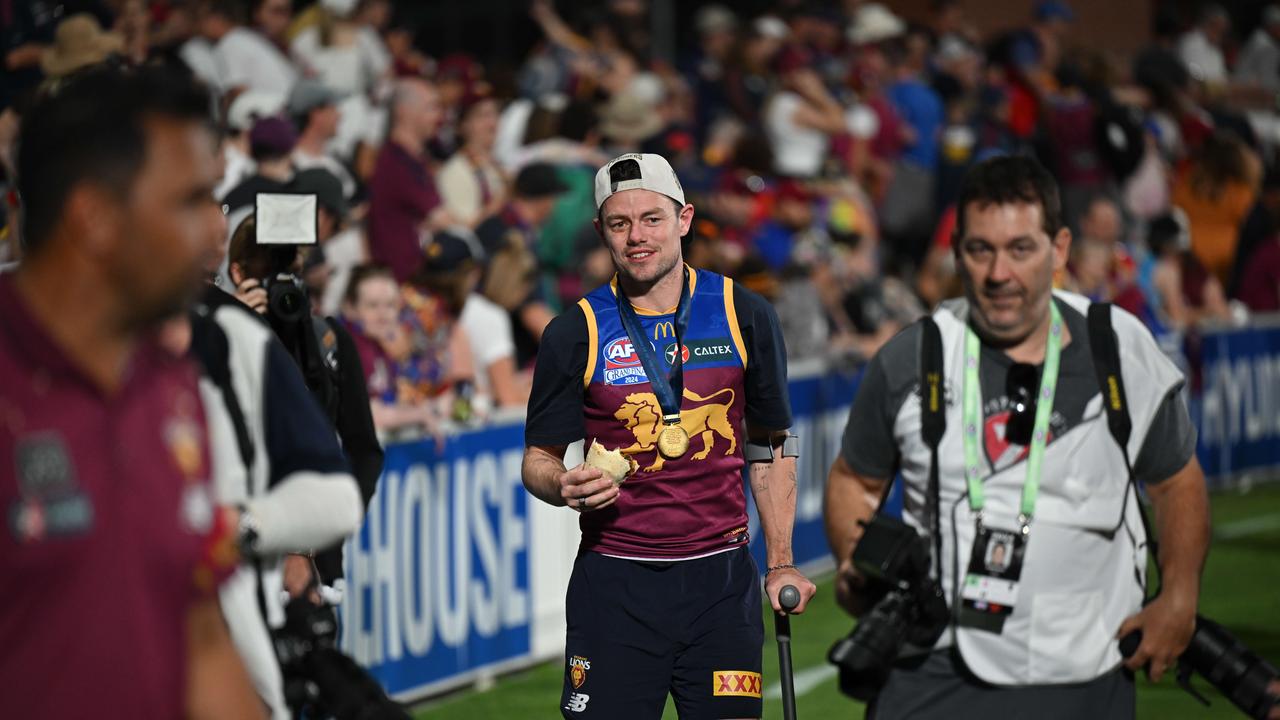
[367,77,453,282]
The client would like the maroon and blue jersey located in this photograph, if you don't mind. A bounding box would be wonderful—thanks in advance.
[526,267,792,559]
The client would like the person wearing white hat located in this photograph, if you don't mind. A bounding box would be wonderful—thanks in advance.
[522,153,816,717]
[216,90,287,201]
[847,3,906,46]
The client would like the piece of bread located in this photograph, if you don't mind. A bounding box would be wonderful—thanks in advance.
[584,439,636,485]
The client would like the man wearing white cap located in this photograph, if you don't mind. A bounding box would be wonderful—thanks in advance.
[521,153,817,718]
[216,90,286,201]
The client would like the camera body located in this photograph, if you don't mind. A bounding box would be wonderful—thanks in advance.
[246,192,320,330]
[274,596,410,720]
[828,514,950,701]
[244,216,340,421]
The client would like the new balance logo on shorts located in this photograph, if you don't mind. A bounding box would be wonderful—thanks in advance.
[564,692,591,712]
[712,671,762,698]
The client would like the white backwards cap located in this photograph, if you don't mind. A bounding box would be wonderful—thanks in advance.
[593,153,686,210]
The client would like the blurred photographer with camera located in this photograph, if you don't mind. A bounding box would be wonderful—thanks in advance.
[824,156,1211,719]
[226,204,383,595]
[166,289,363,719]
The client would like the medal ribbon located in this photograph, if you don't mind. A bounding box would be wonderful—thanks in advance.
[961,301,1063,526]
[615,266,692,426]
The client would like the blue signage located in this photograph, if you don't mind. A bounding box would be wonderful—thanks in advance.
[340,422,531,696]
[1192,323,1280,482]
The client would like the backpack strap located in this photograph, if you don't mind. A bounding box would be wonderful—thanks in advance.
[190,307,256,474]
[189,306,272,624]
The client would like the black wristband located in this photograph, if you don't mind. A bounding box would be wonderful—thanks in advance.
[765,563,797,578]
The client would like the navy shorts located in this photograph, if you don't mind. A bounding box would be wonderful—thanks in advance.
[867,649,1135,720]
[559,548,764,719]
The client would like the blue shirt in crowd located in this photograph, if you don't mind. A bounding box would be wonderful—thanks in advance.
[888,79,944,171]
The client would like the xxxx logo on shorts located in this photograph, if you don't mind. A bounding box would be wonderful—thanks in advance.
[712,670,761,698]
[569,655,591,689]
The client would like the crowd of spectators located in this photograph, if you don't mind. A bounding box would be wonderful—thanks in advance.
[4,0,1280,438]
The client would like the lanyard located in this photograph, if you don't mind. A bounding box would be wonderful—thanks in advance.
[961,302,1063,528]
[614,267,692,425]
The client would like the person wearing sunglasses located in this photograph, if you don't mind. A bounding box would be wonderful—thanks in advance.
[826,155,1209,719]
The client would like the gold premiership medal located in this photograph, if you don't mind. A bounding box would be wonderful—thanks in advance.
[658,423,690,459]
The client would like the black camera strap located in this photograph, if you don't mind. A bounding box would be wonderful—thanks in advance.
[867,317,947,578]
[1086,302,1161,597]
[919,317,946,580]
[859,316,948,583]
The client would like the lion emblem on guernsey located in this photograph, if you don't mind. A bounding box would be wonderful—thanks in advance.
[614,388,737,472]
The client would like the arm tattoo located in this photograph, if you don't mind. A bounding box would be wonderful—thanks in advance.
[750,462,769,493]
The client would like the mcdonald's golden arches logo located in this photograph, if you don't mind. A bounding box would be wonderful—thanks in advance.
[653,321,676,339]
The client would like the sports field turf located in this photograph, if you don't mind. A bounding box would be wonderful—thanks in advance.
[413,482,1280,718]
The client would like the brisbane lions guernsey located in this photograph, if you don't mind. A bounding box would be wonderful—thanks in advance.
[526,267,792,559]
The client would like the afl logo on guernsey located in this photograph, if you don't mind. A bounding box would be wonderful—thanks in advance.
[604,337,641,369]
[603,336,651,385]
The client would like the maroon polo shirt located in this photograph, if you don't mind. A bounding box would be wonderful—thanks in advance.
[368,140,440,283]
[0,275,226,718]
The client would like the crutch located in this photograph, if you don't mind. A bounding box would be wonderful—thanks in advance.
[774,585,801,720]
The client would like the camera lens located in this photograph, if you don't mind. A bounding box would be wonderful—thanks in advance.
[1184,618,1280,719]
[267,277,309,324]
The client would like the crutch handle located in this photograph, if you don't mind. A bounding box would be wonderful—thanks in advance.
[779,585,801,613]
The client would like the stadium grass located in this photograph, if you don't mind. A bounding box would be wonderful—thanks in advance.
[414,483,1280,718]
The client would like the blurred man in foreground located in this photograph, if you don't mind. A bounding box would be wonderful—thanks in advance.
[1,64,264,717]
